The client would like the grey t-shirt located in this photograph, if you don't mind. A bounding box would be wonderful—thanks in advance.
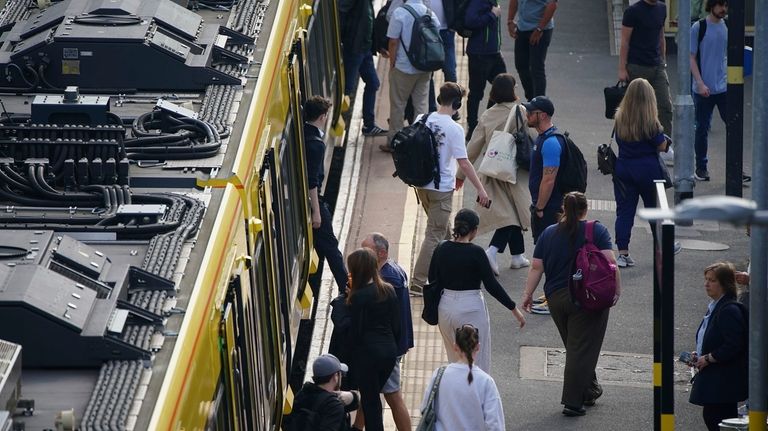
[515,0,556,32]
[690,18,727,95]
[386,0,440,74]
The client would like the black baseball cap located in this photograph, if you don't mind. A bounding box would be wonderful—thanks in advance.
[522,96,555,117]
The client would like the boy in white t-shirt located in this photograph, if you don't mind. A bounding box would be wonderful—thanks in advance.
[411,82,490,294]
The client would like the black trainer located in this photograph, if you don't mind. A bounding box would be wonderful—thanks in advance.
[562,405,586,416]
[694,168,710,181]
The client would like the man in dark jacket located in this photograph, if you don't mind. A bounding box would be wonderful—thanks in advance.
[339,0,387,136]
[464,0,507,138]
[285,354,360,431]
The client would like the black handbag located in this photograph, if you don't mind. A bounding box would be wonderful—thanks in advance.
[330,293,352,331]
[512,105,532,171]
[604,81,627,119]
[421,241,446,326]
[597,130,617,175]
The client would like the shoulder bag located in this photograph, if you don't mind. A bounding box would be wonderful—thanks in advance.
[512,104,533,171]
[604,81,627,119]
[597,129,618,175]
[415,366,447,431]
[422,241,446,326]
[477,107,518,183]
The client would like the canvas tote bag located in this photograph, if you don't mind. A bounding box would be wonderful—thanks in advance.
[477,107,517,183]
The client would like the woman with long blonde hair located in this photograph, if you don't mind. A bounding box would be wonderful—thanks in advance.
[612,78,671,268]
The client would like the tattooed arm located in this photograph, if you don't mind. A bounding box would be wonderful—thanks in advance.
[535,166,558,213]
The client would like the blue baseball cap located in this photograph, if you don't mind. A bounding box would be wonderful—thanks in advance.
[312,354,348,378]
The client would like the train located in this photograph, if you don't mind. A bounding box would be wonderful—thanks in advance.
[0,0,346,429]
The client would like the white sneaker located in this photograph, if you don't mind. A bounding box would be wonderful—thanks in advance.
[674,241,682,255]
[660,148,674,166]
[509,254,531,269]
[616,254,635,268]
[486,249,500,276]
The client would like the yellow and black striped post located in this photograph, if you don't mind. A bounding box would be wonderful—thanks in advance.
[725,0,745,197]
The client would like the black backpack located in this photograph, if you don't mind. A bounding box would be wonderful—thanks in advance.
[444,0,472,38]
[400,5,445,72]
[372,1,391,54]
[552,131,588,193]
[390,113,441,189]
[284,392,337,431]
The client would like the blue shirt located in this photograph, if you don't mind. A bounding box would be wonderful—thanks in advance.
[515,0,556,32]
[696,297,722,355]
[690,18,728,95]
[528,127,563,210]
[380,259,414,356]
[533,221,613,297]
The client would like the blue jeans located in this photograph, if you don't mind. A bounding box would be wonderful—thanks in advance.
[343,49,380,127]
[693,92,727,171]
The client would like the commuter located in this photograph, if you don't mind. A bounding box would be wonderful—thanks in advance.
[462,73,533,274]
[684,262,748,431]
[285,354,360,431]
[386,0,439,145]
[352,233,413,431]
[411,83,490,294]
[430,209,526,373]
[618,0,674,164]
[689,0,728,182]
[304,96,349,294]
[507,0,558,101]
[340,0,388,136]
[346,248,400,431]
[421,324,506,431]
[612,78,671,268]
[521,192,621,417]
[464,0,507,138]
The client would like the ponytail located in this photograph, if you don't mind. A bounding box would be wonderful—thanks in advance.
[558,192,588,241]
[455,324,480,384]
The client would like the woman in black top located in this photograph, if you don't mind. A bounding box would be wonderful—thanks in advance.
[346,248,400,431]
[430,209,526,374]
[521,192,621,417]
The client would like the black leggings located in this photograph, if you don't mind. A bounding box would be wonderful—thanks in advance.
[702,403,738,431]
[356,356,396,431]
[489,225,525,255]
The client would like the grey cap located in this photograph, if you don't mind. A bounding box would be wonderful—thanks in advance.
[312,354,348,378]
[522,96,555,117]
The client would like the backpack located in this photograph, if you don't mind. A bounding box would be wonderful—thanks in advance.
[400,5,445,71]
[569,221,617,312]
[373,1,392,54]
[389,112,441,189]
[284,391,337,431]
[552,131,588,193]
[444,0,472,38]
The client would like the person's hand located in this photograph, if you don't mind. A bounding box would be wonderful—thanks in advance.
[687,352,699,367]
[508,21,518,38]
[312,212,321,229]
[491,5,501,17]
[695,81,711,97]
[694,353,713,370]
[379,49,390,58]
[529,29,542,45]
[521,292,533,313]
[477,190,490,208]
[612,293,620,306]
[735,271,750,285]
[337,390,358,406]
[455,177,465,190]
[512,307,526,328]
[618,68,629,83]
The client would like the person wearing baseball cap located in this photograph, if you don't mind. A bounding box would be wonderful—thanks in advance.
[284,354,359,431]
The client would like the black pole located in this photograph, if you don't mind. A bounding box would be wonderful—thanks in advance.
[725,0,745,196]
[660,221,675,429]
[653,221,662,431]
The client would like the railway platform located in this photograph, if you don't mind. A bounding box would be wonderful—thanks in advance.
[308,0,754,429]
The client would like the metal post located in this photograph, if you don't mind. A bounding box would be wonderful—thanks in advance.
[674,0,695,206]
[749,0,767,427]
[652,180,675,430]
[725,0,745,196]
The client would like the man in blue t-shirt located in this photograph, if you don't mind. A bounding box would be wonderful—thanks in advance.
[689,0,728,182]
[360,232,414,431]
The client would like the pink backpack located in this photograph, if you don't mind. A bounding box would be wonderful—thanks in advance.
[570,221,618,312]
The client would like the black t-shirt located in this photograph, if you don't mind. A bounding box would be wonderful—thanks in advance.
[428,241,516,310]
[622,0,667,66]
[533,221,613,297]
[305,123,326,190]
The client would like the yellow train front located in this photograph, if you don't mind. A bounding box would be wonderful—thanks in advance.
[0,0,345,429]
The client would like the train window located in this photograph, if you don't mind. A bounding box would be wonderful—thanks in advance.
[251,233,278,421]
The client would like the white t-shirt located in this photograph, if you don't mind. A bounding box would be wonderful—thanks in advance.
[417,112,467,192]
[421,363,505,431]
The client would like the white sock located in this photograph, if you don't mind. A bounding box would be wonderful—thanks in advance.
[486,246,498,255]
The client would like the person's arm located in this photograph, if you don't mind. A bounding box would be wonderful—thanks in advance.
[305,137,324,228]
[659,26,667,63]
[389,292,402,346]
[386,9,403,67]
[457,158,490,206]
[477,248,517,310]
[483,379,506,431]
[529,0,557,45]
[534,136,560,214]
[521,258,544,312]
[309,187,322,228]
[707,304,748,364]
[507,0,518,37]
[618,25,633,82]
[388,38,398,68]
[690,53,709,96]
[602,249,621,304]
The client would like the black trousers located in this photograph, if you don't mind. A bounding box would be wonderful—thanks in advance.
[702,403,738,431]
[311,200,348,294]
[489,225,525,255]
[514,29,553,101]
[356,356,396,431]
[531,206,560,244]
[467,53,507,135]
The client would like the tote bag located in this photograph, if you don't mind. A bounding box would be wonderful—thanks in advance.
[415,366,447,431]
[477,108,517,183]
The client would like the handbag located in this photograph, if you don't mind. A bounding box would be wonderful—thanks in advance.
[421,241,446,326]
[604,81,627,119]
[415,366,447,431]
[597,130,618,175]
[512,104,532,171]
[330,293,351,331]
[477,108,517,183]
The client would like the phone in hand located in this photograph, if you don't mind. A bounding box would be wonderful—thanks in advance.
[476,196,492,208]
[679,351,693,365]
